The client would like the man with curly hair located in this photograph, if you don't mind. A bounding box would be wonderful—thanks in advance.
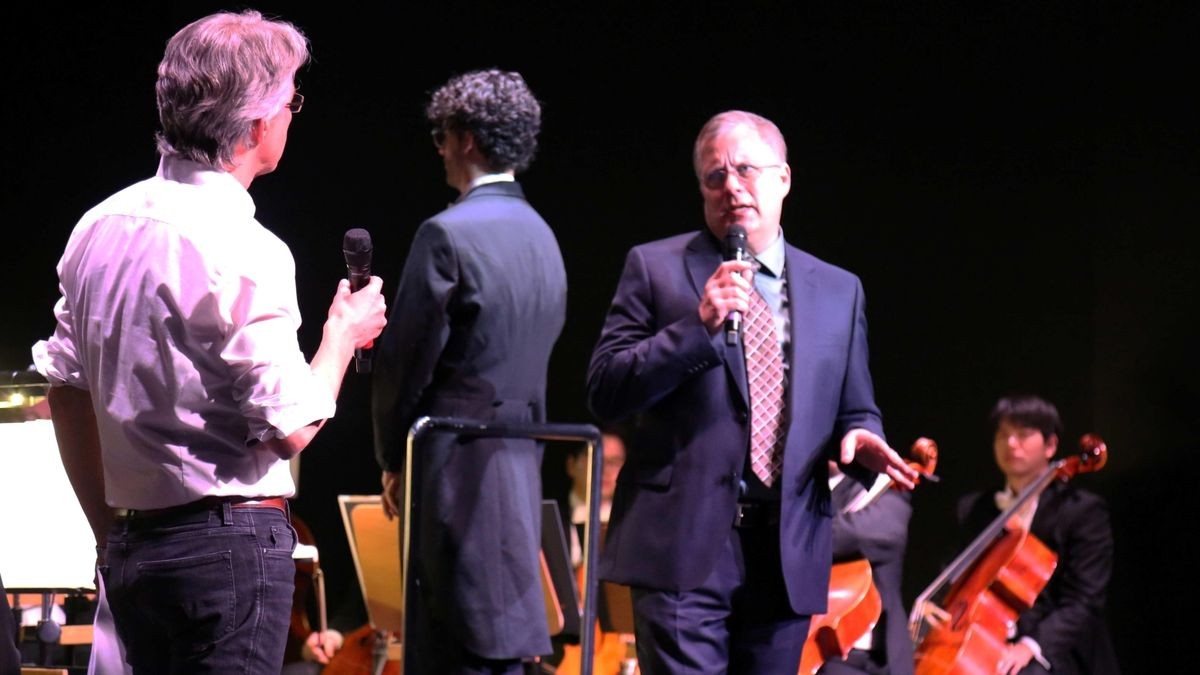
[373,69,567,674]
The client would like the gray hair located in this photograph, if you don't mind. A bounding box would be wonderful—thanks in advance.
[692,110,788,177]
[155,10,309,168]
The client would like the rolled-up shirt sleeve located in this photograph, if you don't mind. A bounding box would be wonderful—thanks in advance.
[32,294,87,389]
[217,248,336,444]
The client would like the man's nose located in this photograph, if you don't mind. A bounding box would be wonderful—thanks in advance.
[720,170,742,191]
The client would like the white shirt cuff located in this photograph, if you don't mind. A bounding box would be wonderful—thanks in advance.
[1019,636,1051,670]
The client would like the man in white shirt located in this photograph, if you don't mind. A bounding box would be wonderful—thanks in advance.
[33,11,385,674]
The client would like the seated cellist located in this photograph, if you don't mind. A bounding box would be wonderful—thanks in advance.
[820,460,914,675]
[954,395,1118,675]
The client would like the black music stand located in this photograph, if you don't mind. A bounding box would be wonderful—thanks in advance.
[539,500,581,642]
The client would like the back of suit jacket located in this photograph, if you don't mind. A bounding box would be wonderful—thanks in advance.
[373,181,567,659]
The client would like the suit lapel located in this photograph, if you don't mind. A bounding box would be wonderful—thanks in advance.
[685,231,748,410]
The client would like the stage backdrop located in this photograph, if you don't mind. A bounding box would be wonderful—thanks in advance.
[3,3,1194,668]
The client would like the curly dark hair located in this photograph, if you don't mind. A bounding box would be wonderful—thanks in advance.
[426,69,542,173]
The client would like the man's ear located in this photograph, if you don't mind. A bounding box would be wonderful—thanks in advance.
[1045,433,1059,459]
[246,118,266,149]
[459,130,477,155]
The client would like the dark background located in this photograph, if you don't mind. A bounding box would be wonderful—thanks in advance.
[3,2,1195,669]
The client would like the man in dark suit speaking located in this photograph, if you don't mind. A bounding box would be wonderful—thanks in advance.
[586,110,917,674]
[372,69,567,674]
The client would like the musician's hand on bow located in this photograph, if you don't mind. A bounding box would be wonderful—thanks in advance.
[302,629,345,664]
[996,641,1035,675]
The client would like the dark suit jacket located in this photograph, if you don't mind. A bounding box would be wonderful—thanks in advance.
[372,181,567,660]
[829,479,914,675]
[957,482,1119,675]
[586,229,884,615]
[0,574,19,675]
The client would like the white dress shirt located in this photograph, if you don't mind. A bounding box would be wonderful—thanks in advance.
[33,156,335,509]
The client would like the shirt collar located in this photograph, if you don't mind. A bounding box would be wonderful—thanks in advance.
[755,230,786,277]
[156,155,256,218]
[467,172,516,191]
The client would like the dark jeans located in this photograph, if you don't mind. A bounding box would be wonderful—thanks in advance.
[631,524,810,675]
[102,502,296,675]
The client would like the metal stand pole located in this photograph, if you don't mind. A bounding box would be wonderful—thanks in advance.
[400,417,603,675]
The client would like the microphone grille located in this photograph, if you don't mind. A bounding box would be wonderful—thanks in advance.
[343,228,373,254]
[343,228,372,268]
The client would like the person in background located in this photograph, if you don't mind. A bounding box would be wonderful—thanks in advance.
[955,395,1118,674]
[563,428,628,566]
[819,461,913,675]
[373,69,567,674]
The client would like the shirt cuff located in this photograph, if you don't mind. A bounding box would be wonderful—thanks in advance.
[31,339,86,388]
[1019,636,1051,670]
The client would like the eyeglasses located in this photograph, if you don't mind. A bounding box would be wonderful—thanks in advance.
[284,92,304,114]
[431,127,447,149]
[701,163,784,190]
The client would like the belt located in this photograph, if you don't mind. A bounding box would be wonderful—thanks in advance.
[733,501,780,528]
[113,496,287,521]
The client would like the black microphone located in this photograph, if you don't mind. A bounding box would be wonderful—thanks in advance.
[723,225,749,346]
[343,228,373,373]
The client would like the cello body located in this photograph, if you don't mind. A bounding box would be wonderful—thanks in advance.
[798,560,883,674]
[913,522,1057,674]
[910,434,1107,675]
[800,437,938,674]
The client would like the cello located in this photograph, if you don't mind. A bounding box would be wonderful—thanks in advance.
[909,434,1107,674]
[285,514,329,666]
[798,437,939,675]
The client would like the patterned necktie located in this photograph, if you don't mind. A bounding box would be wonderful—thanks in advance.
[745,284,786,486]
